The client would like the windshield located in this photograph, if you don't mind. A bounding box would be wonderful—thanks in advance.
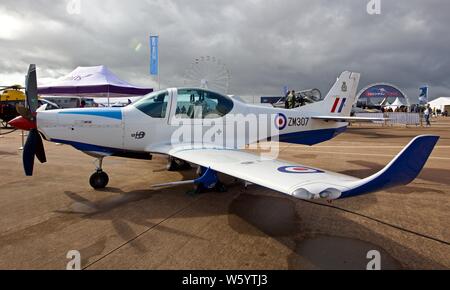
[132,90,169,118]
[174,88,234,119]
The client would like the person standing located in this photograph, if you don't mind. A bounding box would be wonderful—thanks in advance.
[298,93,305,107]
[287,90,296,109]
[284,91,290,109]
[424,104,431,127]
[285,91,292,109]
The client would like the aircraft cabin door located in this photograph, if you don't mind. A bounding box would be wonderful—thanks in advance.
[168,88,233,147]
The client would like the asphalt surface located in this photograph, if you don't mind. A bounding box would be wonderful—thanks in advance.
[0,118,449,270]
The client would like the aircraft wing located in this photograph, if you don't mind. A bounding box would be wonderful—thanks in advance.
[165,135,439,200]
[311,116,387,122]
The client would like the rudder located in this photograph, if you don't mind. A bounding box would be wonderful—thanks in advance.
[318,71,360,116]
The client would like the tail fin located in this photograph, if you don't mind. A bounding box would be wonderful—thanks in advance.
[314,71,360,116]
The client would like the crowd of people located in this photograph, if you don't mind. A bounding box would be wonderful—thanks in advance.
[429,107,448,117]
[381,106,408,113]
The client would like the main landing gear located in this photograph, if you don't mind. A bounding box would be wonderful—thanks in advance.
[167,157,192,171]
[89,157,109,189]
[188,167,227,195]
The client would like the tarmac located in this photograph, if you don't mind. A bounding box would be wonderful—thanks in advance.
[0,118,449,270]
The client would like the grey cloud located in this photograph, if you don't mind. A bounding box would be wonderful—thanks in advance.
[0,0,449,101]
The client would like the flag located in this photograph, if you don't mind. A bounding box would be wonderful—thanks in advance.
[419,86,428,105]
[150,36,159,75]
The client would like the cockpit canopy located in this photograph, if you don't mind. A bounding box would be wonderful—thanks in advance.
[133,90,169,118]
[174,88,234,119]
[133,88,234,119]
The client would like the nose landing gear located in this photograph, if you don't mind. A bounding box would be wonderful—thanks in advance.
[89,157,109,189]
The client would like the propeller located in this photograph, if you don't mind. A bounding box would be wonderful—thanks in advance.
[8,64,47,176]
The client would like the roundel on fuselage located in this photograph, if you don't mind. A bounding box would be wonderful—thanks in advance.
[274,113,287,130]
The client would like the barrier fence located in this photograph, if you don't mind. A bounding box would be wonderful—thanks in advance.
[355,112,421,126]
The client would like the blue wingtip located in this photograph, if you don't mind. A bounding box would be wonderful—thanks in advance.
[341,135,440,198]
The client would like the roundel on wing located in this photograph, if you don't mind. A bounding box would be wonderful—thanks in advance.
[275,113,287,130]
[277,166,324,174]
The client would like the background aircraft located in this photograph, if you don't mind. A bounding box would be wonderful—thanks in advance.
[9,65,439,201]
[0,85,59,127]
[0,85,25,126]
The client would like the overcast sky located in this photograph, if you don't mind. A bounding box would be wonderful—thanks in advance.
[1,0,449,101]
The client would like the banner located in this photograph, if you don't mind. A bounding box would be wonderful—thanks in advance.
[150,35,159,75]
[361,84,403,98]
[419,86,428,105]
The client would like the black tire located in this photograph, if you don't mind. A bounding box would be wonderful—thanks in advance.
[89,171,109,189]
[167,158,191,171]
[215,182,227,193]
[166,160,177,171]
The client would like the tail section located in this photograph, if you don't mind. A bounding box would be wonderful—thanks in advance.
[310,71,360,116]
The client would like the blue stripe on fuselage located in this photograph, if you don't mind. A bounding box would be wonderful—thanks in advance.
[51,126,347,154]
[51,139,121,154]
[58,108,123,120]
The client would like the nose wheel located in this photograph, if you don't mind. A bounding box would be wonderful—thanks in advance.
[89,157,109,189]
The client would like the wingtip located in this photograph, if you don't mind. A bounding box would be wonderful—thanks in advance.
[405,135,440,156]
[340,134,440,199]
[411,134,440,142]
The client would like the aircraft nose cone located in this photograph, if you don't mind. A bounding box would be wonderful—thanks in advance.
[8,116,37,131]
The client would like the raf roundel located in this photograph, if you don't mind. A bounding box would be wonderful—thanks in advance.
[274,113,287,130]
[278,166,324,174]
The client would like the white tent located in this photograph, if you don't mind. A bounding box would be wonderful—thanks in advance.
[385,97,407,110]
[429,97,450,112]
[38,65,153,100]
[391,97,406,107]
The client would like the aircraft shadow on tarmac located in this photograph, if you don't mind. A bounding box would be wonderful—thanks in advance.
[347,127,450,140]
[346,128,422,139]
[54,169,208,265]
[54,166,446,270]
[227,192,447,270]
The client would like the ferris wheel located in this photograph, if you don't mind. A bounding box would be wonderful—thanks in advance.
[183,56,231,94]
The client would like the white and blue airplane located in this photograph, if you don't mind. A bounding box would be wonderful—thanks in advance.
[9,65,439,201]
